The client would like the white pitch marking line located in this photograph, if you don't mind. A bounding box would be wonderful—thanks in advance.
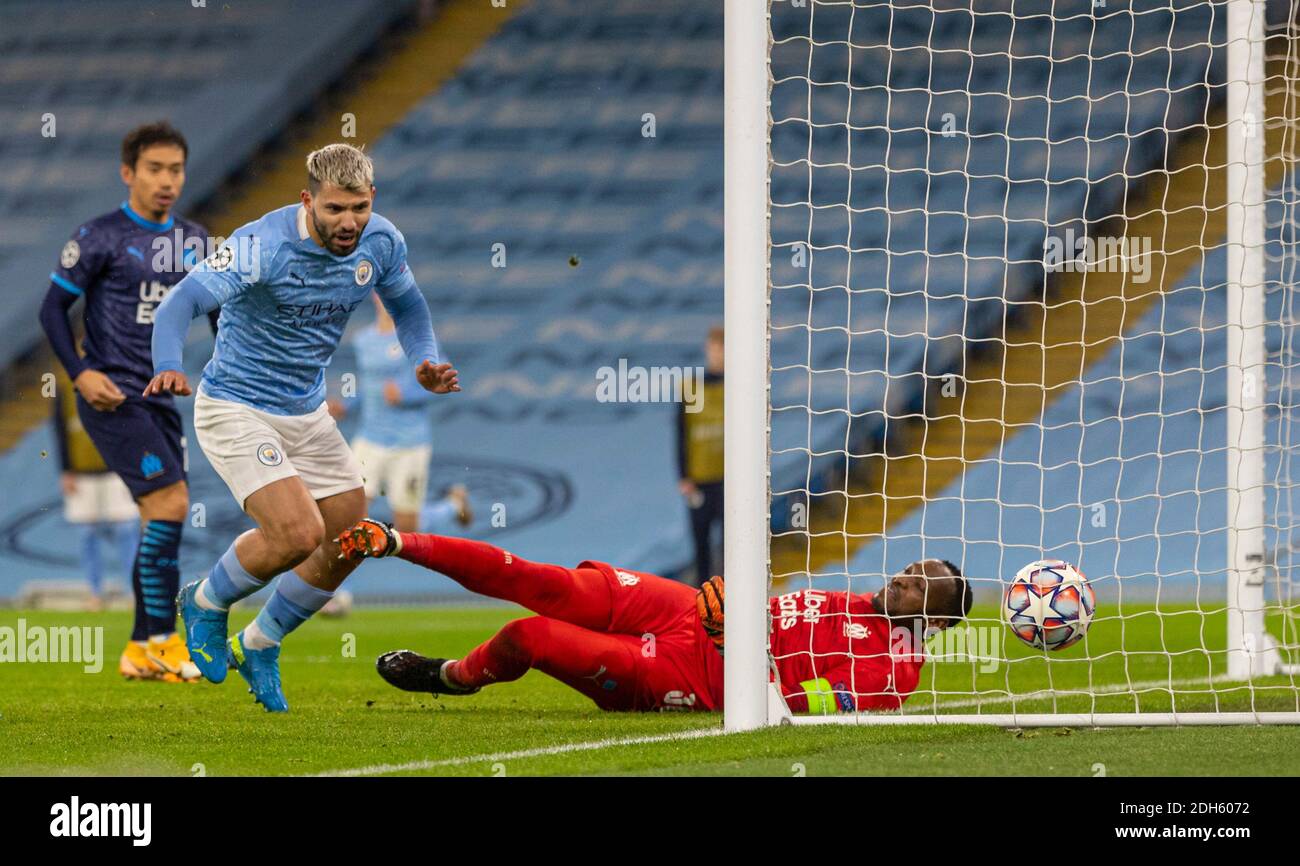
[313,725,727,777]
[315,676,1265,774]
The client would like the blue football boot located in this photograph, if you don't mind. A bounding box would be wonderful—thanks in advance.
[177,580,229,683]
[228,631,288,713]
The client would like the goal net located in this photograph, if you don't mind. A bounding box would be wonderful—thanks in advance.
[724,0,1300,728]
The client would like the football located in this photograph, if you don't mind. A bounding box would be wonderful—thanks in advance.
[1004,560,1095,651]
[318,589,354,619]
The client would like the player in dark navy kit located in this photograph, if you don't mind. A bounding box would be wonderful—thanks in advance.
[38,122,212,683]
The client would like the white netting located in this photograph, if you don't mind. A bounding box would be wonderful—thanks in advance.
[764,0,1300,722]
[1266,47,1300,678]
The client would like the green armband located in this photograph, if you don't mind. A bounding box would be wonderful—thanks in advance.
[800,677,836,715]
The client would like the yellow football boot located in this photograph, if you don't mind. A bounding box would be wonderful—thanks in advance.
[119,640,166,681]
[146,633,202,682]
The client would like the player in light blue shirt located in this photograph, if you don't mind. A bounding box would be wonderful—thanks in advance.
[333,293,473,533]
[352,295,436,449]
[153,201,443,416]
[145,144,459,712]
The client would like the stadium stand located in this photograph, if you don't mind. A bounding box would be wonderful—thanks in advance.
[767,0,1221,530]
[0,0,419,369]
[845,186,1300,602]
[0,0,1248,603]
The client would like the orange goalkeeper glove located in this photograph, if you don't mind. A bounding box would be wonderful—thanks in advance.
[695,575,725,655]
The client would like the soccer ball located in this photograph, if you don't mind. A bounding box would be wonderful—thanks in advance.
[1003,560,1095,651]
[318,589,354,619]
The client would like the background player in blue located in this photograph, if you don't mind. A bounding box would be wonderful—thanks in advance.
[331,293,473,533]
[147,143,459,711]
[38,121,207,684]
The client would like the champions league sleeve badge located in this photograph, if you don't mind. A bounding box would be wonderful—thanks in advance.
[60,240,81,269]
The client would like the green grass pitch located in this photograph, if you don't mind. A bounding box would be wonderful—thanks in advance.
[1,605,1299,776]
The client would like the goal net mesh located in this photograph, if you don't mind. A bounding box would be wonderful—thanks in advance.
[765,0,1300,721]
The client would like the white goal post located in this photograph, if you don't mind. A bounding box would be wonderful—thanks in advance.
[725,0,1300,730]
[1226,0,1283,681]
[723,0,772,732]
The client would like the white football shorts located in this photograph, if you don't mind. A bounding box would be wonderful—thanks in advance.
[351,437,432,514]
[63,473,139,524]
[194,387,364,510]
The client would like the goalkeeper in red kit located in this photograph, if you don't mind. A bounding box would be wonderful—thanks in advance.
[335,519,971,713]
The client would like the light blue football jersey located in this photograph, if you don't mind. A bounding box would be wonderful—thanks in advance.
[353,323,434,449]
[185,204,439,416]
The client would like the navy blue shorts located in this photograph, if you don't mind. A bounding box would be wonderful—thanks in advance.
[75,394,186,500]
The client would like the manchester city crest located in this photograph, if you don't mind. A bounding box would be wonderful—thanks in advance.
[255,442,284,467]
[355,259,374,286]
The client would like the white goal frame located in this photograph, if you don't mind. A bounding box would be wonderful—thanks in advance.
[723,0,1300,730]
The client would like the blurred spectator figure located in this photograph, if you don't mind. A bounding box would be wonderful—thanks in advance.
[53,369,139,610]
[331,293,471,532]
[677,326,725,585]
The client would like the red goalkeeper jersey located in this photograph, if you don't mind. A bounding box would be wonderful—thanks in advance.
[769,588,924,713]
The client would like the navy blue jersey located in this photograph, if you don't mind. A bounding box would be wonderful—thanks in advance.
[50,202,209,396]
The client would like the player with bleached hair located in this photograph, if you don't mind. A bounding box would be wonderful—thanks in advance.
[146,143,459,711]
[335,519,971,714]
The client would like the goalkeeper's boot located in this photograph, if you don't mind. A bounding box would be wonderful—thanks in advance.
[119,641,165,681]
[335,518,400,560]
[177,580,229,683]
[376,650,480,697]
[228,631,288,713]
[146,633,202,683]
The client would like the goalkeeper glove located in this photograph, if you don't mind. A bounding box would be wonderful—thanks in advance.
[335,518,401,560]
[695,575,725,655]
